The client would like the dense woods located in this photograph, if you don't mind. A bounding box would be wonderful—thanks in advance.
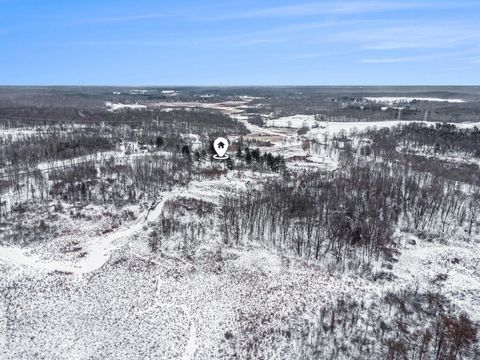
[0,106,247,135]
[291,292,478,359]
[0,132,114,168]
[366,123,480,158]
[221,159,479,266]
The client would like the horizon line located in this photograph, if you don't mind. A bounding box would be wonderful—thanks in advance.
[1,84,479,88]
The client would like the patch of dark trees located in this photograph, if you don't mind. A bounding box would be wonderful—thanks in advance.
[234,147,285,172]
[46,155,194,206]
[0,106,248,137]
[0,133,114,169]
[293,291,478,360]
[359,123,480,186]
[221,158,479,265]
[367,123,480,158]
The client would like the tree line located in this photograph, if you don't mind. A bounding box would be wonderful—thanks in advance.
[220,157,479,266]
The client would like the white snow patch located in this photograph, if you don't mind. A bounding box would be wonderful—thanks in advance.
[232,248,282,275]
[306,120,480,139]
[364,97,466,104]
[391,235,480,322]
[106,102,147,111]
[266,115,318,129]
[129,89,149,95]
[161,90,178,96]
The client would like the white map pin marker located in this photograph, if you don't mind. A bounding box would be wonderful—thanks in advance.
[213,137,229,160]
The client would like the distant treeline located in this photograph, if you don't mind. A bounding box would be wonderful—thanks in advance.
[358,123,480,186]
[0,107,248,170]
[0,132,114,169]
[0,106,247,136]
[366,123,480,157]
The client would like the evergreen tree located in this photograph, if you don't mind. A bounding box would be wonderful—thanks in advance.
[156,136,164,147]
[244,147,252,164]
[236,147,243,159]
[181,145,190,157]
[251,148,260,162]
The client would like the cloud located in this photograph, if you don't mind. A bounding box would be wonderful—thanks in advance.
[217,2,405,19]
[212,1,478,20]
[86,1,480,24]
[361,56,425,64]
[260,19,367,35]
[328,22,480,51]
[234,38,281,47]
[55,36,279,48]
[56,40,172,47]
[360,50,478,64]
[88,12,186,24]
[287,52,342,60]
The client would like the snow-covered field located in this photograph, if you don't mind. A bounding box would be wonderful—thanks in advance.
[364,96,466,104]
[106,101,147,111]
[150,101,248,115]
[0,128,38,140]
[263,116,480,140]
[0,242,377,359]
[307,120,415,137]
[1,170,378,359]
[390,233,480,322]
[265,115,318,128]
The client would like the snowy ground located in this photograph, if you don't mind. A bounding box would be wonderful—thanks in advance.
[265,115,318,129]
[150,101,248,115]
[306,120,416,138]
[364,96,466,104]
[0,241,377,360]
[263,117,480,140]
[1,103,480,358]
[2,216,478,359]
[390,233,480,322]
[0,168,378,359]
[106,102,147,111]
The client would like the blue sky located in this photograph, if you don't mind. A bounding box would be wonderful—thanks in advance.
[1,0,479,85]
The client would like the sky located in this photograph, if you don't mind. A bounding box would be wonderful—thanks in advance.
[0,0,479,86]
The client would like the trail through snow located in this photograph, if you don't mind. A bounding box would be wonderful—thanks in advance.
[0,189,183,274]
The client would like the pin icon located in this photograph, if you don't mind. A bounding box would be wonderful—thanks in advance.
[213,137,229,160]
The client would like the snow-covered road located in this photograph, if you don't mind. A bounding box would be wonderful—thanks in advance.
[0,189,183,274]
[0,175,247,275]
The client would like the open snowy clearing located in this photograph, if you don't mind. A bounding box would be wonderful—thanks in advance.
[0,239,377,360]
[306,120,419,138]
[385,232,480,322]
[262,118,480,139]
[265,115,317,129]
[150,101,248,115]
[364,96,466,104]
[0,174,252,275]
[104,98,256,116]
[106,102,147,111]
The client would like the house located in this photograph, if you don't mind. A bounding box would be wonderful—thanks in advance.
[115,139,125,152]
[191,139,203,152]
[181,133,204,152]
[139,144,150,153]
[123,142,140,154]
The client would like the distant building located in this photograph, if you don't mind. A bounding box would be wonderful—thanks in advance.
[181,134,204,152]
[139,144,149,153]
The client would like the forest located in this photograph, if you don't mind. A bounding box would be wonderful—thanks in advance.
[1,87,479,359]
